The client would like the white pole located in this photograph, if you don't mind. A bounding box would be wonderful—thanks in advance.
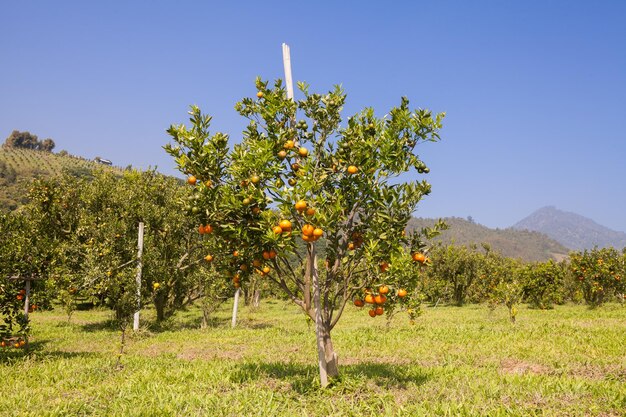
[133,222,144,331]
[282,43,294,100]
[231,288,240,328]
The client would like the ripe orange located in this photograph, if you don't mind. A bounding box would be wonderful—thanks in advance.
[252,207,261,215]
[204,254,213,262]
[242,198,251,206]
[14,343,20,348]
[17,295,23,301]
[375,306,384,315]
[250,175,260,184]
[348,242,355,250]
[374,294,387,305]
[240,264,248,271]
[284,140,295,149]
[279,219,292,231]
[273,226,284,235]
[379,262,389,273]
[302,224,315,236]
[257,91,264,99]
[298,147,309,157]
[397,288,408,298]
[364,294,375,304]
[253,259,262,268]
[295,200,307,212]
[302,234,314,242]
[233,274,241,283]
[262,251,271,260]
[19,340,25,347]
[262,266,271,274]
[313,228,323,239]
[347,165,358,174]
[379,285,390,295]
[412,252,426,263]
[354,299,364,307]
[305,207,316,216]
[268,249,277,259]
[233,250,240,257]
[187,175,197,185]
[205,180,213,188]
[278,150,287,159]
[205,225,213,234]
[368,309,377,318]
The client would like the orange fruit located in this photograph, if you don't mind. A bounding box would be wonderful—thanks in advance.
[234,282,241,288]
[262,266,271,274]
[379,285,389,295]
[252,259,263,268]
[187,175,197,185]
[240,264,248,271]
[302,224,315,236]
[374,294,387,305]
[379,262,389,273]
[302,234,314,242]
[19,340,25,347]
[347,165,358,174]
[348,242,355,250]
[268,249,277,259]
[295,200,307,212]
[257,91,264,99]
[364,294,375,304]
[262,251,271,260]
[412,253,426,263]
[233,274,241,283]
[250,175,260,184]
[298,147,309,157]
[354,299,364,307]
[284,140,295,149]
[205,180,213,188]
[277,150,287,159]
[368,309,377,318]
[313,228,323,239]
[233,250,240,257]
[204,254,213,262]
[279,219,292,231]
[273,226,284,235]
[375,306,384,315]
[305,207,316,216]
[397,288,408,298]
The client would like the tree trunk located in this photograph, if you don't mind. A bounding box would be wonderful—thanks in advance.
[310,243,339,386]
[155,296,165,322]
[253,289,260,308]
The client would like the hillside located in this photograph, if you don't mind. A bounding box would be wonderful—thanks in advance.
[0,147,122,211]
[408,216,569,262]
[513,206,626,251]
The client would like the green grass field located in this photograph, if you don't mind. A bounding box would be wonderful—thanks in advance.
[2,301,624,416]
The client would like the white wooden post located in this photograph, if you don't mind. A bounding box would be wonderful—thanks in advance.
[231,288,240,328]
[282,43,294,100]
[133,222,144,331]
[23,279,31,320]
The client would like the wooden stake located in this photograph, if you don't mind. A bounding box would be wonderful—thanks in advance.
[231,288,240,328]
[133,222,144,331]
[282,43,294,100]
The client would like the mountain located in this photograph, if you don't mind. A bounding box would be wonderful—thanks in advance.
[512,206,626,251]
[408,217,569,262]
[0,147,122,211]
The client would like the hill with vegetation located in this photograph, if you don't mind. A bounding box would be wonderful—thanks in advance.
[0,147,123,211]
[408,216,569,262]
[513,206,626,251]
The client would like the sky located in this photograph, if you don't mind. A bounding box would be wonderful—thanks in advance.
[1,1,625,232]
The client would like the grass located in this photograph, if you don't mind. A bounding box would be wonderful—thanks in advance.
[2,301,625,416]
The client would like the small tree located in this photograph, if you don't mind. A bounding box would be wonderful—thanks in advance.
[165,78,444,385]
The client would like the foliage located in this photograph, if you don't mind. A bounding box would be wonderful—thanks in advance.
[425,243,482,306]
[519,259,566,309]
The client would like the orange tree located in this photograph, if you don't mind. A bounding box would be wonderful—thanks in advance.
[569,247,625,307]
[165,78,444,385]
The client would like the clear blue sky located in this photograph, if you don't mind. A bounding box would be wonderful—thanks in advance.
[2,1,625,231]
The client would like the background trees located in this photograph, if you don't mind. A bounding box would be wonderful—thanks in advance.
[3,130,55,152]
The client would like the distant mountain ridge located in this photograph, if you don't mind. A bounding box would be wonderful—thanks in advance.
[512,206,626,251]
[408,217,569,262]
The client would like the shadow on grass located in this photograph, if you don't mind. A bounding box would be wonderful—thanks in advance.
[230,360,430,393]
[0,339,102,364]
